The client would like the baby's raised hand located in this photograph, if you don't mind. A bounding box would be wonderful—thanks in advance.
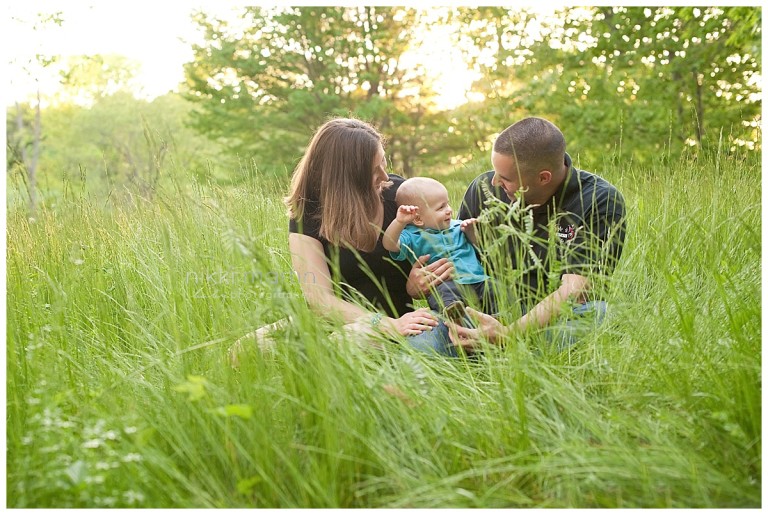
[460,218,478,232]
[460,218,479,244]
[397,205,419,224]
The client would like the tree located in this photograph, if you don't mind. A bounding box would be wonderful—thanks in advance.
[32,91,224,199]
[183,6,449,176]
[587,7,761,153]
[7,10,63,213]
[56,54,141,107]
[450,6,761,163]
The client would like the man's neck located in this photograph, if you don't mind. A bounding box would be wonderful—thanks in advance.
[535,163,569,206]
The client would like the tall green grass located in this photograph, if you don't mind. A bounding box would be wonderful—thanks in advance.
[6,153,760,507]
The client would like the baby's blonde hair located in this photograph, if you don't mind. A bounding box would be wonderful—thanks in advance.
[395,177,445,208]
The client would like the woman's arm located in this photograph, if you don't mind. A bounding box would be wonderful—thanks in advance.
[289,233,369,322]
[289,233,438,336]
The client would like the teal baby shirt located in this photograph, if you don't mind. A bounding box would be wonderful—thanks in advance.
[390,220,489,285]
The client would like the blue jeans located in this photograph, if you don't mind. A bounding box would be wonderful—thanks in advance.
[405,318,459,357]
[540,301,608,351]
[403,301,608,357]
[427,279,497,316]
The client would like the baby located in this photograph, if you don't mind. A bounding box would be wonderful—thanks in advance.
[382,177,496,322]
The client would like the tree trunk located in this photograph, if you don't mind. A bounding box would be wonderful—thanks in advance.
[693,69,704,145]
[14,96,40,214]
[30,90,41,212]
[401,154,413,178]
[672,71,686,143]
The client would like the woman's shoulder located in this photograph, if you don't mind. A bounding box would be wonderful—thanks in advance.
[288,200,321,238]
[382,174,405,201]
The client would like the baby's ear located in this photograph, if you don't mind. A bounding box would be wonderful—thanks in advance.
[412,214,424,227]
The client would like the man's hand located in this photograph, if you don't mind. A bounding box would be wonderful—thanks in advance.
[396,205,419,224]
[446,307,505,351]
[406,254,455,299]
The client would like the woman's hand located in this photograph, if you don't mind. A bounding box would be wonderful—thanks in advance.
[406,254,455,299]
[446,307,505,350]
[384,308,439,336]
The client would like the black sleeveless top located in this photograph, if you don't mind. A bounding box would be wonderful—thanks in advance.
[288,174,412,317]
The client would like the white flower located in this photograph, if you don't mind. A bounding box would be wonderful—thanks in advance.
[103,430,118,440]
[98,497,117,507]
[123,491,145,504]
[123,426,138,434]
[121,453,142,463]
[83,439,102,449]
[85,475,105,485]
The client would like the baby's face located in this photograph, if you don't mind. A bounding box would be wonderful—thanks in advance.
[416,183,453,230]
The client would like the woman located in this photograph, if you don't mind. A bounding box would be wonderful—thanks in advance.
[285,117,456,354]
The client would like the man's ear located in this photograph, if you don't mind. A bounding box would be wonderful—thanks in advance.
[539,170,552,185]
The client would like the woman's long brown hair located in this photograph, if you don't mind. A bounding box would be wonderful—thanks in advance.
[285,118,385,252]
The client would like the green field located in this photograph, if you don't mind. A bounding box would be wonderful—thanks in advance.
[6,153,761,507]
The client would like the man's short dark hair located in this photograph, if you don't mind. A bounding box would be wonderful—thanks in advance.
[493,117,566,177]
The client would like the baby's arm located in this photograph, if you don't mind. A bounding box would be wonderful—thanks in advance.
[383,205,419,253]
[460,218,479,246]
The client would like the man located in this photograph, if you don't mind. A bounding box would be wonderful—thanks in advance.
[447,117,626,350]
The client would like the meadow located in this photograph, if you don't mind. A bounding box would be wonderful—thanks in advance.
[6,151,761,507]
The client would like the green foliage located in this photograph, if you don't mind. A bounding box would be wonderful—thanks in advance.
[7,8,761,207]
[183,6,453,176]
[452,6,761,164]
[57,54,142,106]
[6,17,761,506]
[7,91,226,205]
[7,152,760,507]
[6,103,32,177]
[586,7,760,153]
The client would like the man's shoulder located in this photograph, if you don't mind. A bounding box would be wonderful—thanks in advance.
[466,170,495,191]
[464,170,507,202]
[570,167,624,205]
[460,170,505,218]
[560,167,625,223]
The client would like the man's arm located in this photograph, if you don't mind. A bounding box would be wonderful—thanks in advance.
[448,273,589,348]
[507,273,589,333]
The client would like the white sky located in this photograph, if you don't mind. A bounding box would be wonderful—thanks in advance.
[4,2,489,109]
[7,2,756,109]
[5,2,238,103]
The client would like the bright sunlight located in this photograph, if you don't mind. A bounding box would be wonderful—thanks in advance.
[7,4,481,110]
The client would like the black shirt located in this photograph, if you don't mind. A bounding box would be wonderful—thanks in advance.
[459,153,626,304]
[288,174,412,317]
